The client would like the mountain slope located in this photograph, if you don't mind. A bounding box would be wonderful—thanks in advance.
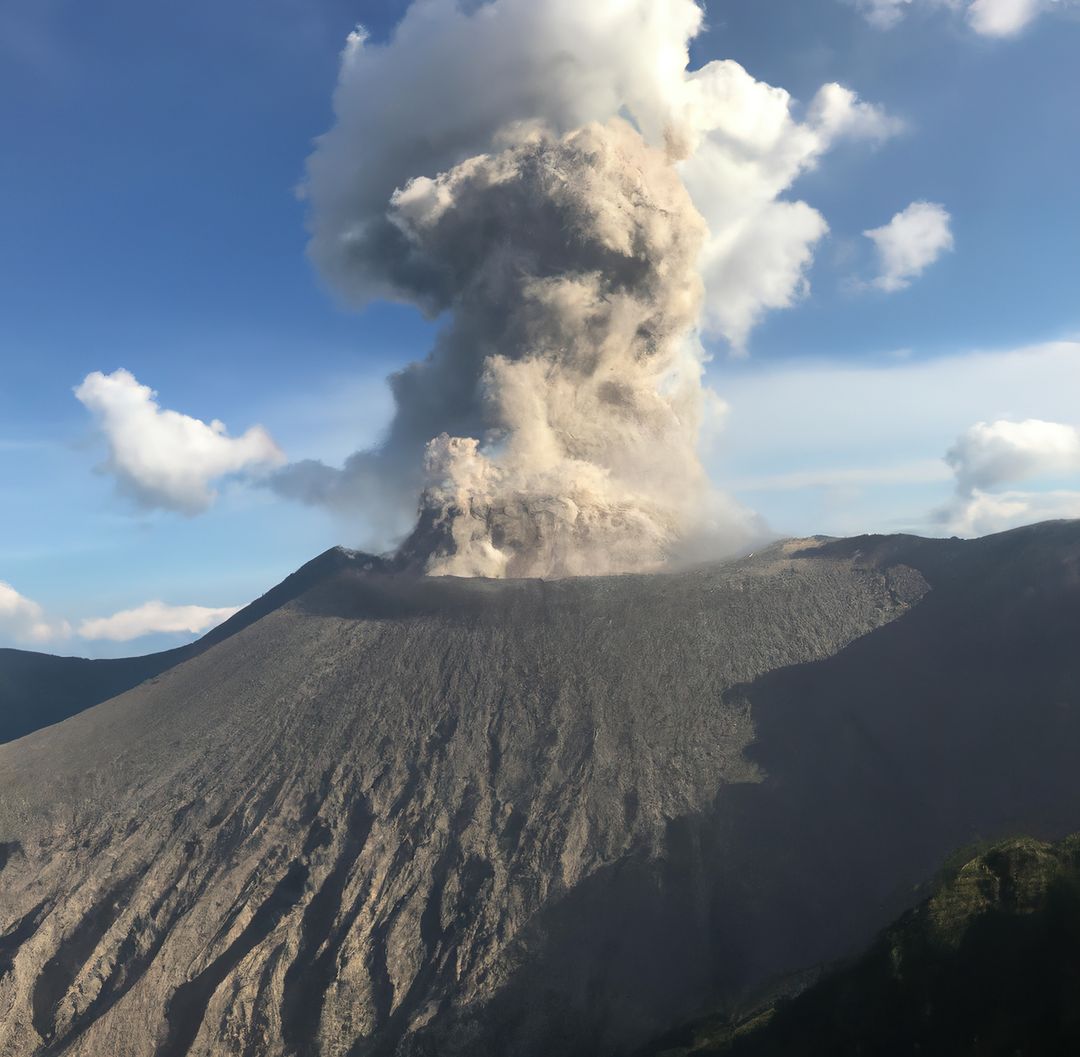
[0,547,382,744]
[643,833,1080,1056]
[0,521,1078,1056]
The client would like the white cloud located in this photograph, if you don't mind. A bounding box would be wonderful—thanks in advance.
[946,418,1080,491]
[940,417,1080,533]
[307,0,899,352]
[0,582,70,645]
[863,201,954,292]
[967,0,1044,34]
[712,340,1080,537]
[78,601,241,643]
[75,369,285,514]
[850,0,1070,35]
[680,73,903,348]
[1,582,242,648]
[942,488,1080,535]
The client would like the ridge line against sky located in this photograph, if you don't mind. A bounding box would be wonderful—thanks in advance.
[0,0,1077,654]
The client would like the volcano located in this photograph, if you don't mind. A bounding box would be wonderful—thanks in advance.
[2,521,1080,1056]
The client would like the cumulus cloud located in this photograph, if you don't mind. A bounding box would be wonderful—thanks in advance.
[306,1,898,351]
[850,0,1069,35]
[682,75,902,347]
[942,489,1080,535]
[941,418,1080,533]
[0,582,70,645]
[946,418,1080,491]
[863,201,954,292]
[75,369,285,514]
[278,0,894,575]
[78,600,241,643]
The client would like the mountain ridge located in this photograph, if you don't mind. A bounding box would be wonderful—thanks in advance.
[0,546,385,744]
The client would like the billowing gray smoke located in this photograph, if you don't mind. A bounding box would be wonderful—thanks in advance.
[274,0,895,578]
[284,119,727,577]
[384,120,721,577]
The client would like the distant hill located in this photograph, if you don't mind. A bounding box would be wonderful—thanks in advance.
[642,833,1080,1056]
[0,646,185,747]
[0,547,384,744]
[0,521,1079,1056]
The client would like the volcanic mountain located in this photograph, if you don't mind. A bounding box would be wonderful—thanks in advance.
[2,521,1080,1056]
[0,547,384,745]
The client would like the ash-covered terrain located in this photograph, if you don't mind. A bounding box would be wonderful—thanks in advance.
[0,547,375,745]
[1,521,1080,1056]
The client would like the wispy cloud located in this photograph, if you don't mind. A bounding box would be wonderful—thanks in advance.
[851,0,921,29]
[715,340,1080,537]
[946,418,1080,492]
[731,459,952,493]
[1,586,244,650]
[78,601,241,643]
[848,0,1074,36]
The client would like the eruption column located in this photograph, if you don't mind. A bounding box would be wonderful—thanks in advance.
[386,120,719,577]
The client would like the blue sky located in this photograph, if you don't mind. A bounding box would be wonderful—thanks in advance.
[1,0,1078,655]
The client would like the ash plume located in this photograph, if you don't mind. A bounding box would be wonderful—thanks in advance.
[274,0,895,578]
[391,120,729,577]
[284,118,737,577]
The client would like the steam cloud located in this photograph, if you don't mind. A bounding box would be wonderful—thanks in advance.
[275,0,896,578]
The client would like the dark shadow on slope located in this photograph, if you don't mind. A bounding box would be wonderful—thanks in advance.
[280,794,375,1057]
[296,567,545,625]
[401,520,1080,1056]
[30,877,139,1044]
[0,900,49,981]
[729,858,1080,1055]
[640,835,1080,1056]
[349,786,493,1057]
[0,841,20,876]
[156,861,310,1057]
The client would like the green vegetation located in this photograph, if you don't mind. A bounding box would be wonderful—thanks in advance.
[646,834,1080,1057]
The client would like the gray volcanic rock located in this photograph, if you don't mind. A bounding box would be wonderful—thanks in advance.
[0,547,384,744]
[0,523,1079,1056]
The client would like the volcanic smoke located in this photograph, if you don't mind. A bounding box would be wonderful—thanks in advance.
[273,0,896,577]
